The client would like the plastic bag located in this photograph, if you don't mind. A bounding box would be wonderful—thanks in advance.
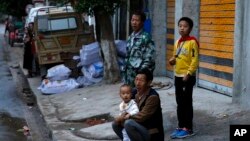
[81,67,103,83]
[80,42,102,66]
[117,57,125,72]
[46,64,71,81]
[38,79,79,94]
[88,61,103,78]
[115,40,127,58]
[76,76,94,86]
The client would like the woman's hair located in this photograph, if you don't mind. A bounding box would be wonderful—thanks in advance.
[132,10,146,22]
[178,17,193,29]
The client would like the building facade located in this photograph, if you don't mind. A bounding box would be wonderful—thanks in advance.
[112,0,249,108]
[148,0,249,108]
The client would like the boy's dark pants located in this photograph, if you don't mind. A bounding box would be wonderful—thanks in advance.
[175,76,196,130]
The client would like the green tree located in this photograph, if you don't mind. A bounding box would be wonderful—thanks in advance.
[0,0,32,18]
[60,0,124,84]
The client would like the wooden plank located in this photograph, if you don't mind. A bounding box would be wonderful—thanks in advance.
[200,3,235,11]
[200,24,234,31]
[200,36,234,45]
[167,28,175,34]
[167,12,175,18]
[167,47,174,52]
[166,50,173,55]
[166,0,175,72]
[199,49,233,59]
[200,18,234,25]
[166,50,174,56]
[168,1,175,7]
[166,48,174,53]
[198,73,233,87]
[200,43,233,52]
[167,17,175,23]
[200,30,234,38]
[167,7,175,13]
[199,62,233,73]
[166,44,174,49]
[167,23,175,28]
[200,11,235,18]
[167,34,174,39]
[201,0,235,5]
[167,42,175,46]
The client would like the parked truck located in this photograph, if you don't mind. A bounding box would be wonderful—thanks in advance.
[33,7,95,75]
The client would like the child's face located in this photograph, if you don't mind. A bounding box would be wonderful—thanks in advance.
[178,20,191,37]
[120,86,132,103]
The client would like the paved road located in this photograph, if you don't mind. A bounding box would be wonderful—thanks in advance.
[0,24,52,141]
[0,24,28,141]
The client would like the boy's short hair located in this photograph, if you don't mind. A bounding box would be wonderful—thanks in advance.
[137,69,153,82]
[178,17,193,29]
[132,10,146,22]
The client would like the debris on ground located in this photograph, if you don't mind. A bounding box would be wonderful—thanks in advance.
[151,81,173,90]
[17,125,30,136]
[68,128,75,131]
[85,118,106,126]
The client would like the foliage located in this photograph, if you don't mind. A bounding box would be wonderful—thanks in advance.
[52,0,73,6]
[0,0,32,18]
[53,0,125,15]
[74,0,124,16]
[0,1,8,13]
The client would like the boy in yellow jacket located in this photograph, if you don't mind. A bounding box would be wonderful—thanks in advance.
[169,17,199,139]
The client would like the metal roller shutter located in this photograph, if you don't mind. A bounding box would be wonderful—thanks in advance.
[199,0,235,95]
[166,0,175,78]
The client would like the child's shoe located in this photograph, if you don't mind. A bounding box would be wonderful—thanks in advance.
[175,128,195,139]
[170,128,182,139]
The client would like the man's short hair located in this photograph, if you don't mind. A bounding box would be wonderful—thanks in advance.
[132,10,146,22]
[137,69,153,82]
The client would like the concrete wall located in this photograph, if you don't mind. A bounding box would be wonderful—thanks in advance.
[233,0,250,109]
[149,0,167,76]
[149,0,199,76]
[175,0,200,40]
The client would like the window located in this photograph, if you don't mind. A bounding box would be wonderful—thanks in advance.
[38,16,77,32]
[48,17,77,31]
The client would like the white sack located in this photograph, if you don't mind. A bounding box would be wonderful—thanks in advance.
[81,67,103,83]
[80,42,102,66]
[38,79,79,94]
[46,64,71,81]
